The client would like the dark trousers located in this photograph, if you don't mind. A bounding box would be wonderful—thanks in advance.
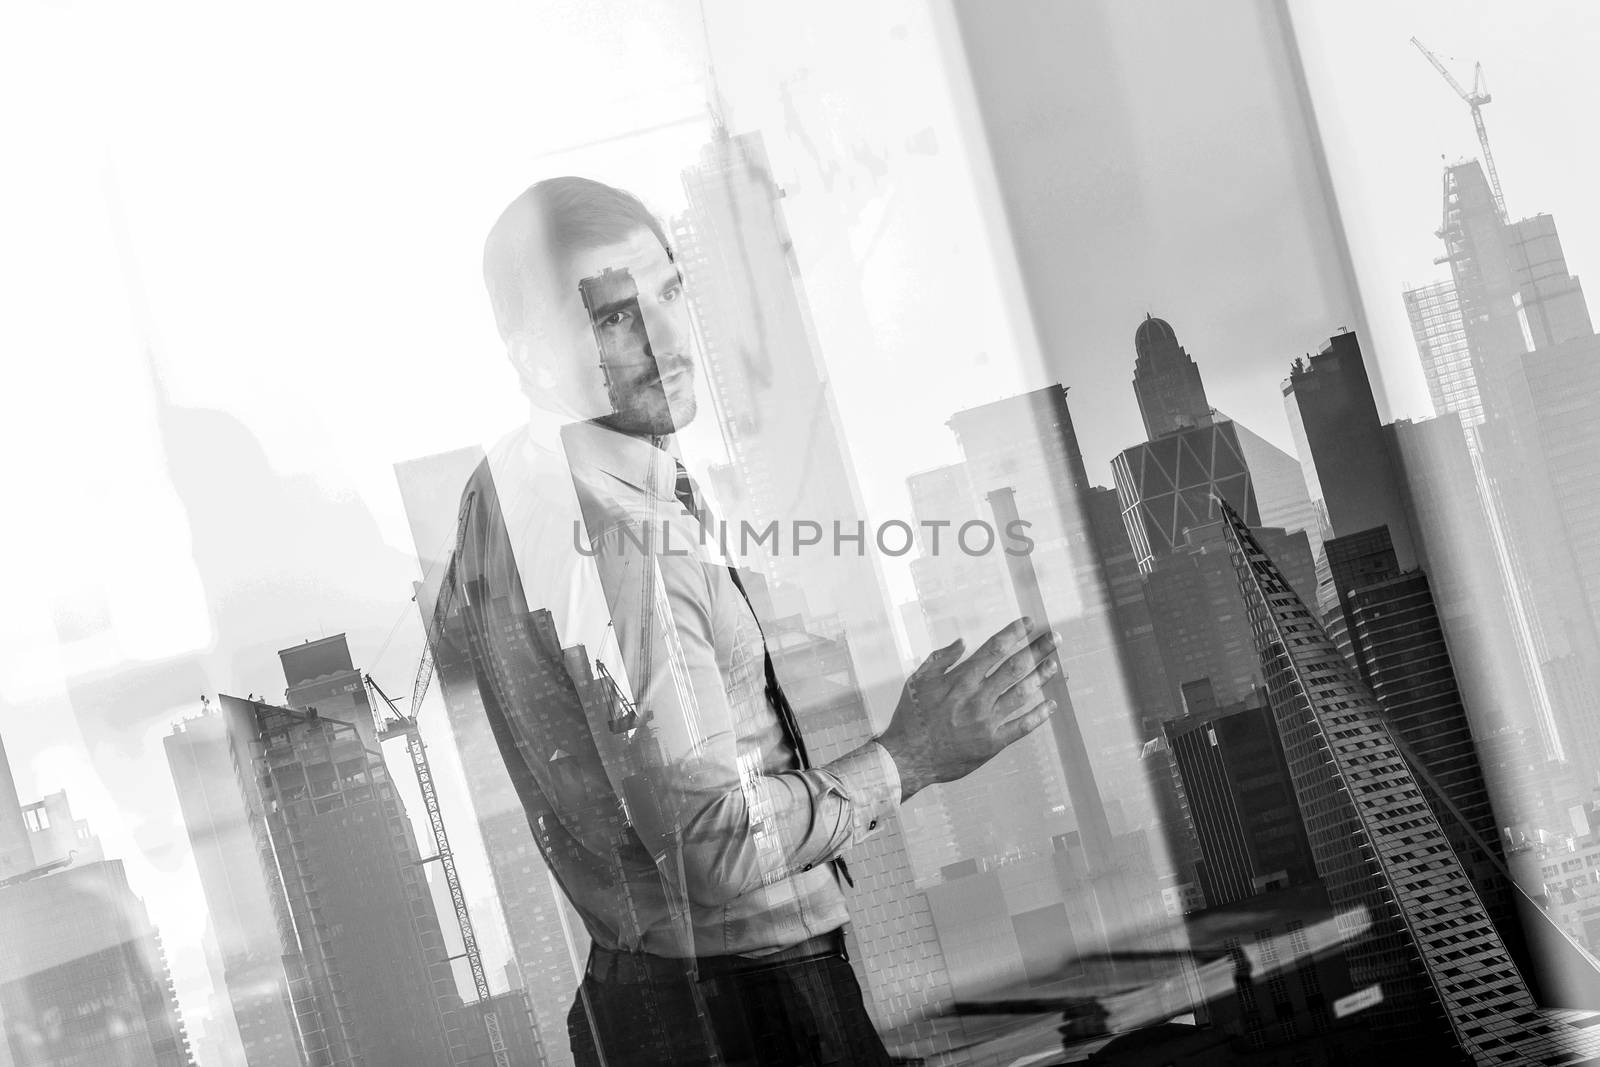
[566,944,895,1066]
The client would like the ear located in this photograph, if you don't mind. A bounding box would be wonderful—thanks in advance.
[506,327,557,396]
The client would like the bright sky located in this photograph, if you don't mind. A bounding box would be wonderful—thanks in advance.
[1290,0,1600,422]
[1,0,1595,1051]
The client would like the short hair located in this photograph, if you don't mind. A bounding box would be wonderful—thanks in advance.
[482,176,672,343]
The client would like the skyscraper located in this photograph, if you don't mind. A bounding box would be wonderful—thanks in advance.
[1317,526,1536,970]
[216,689,470,1067]
[1143,521,1318,711]
[1218,501,1600,1059]
[1162,691,1316,909]
[0,737,193,1066]
[1229,418,1325,563]
[1114,316,1262,573]
[1112,419,1260,573]
[1416,158,1600,782]
[278,637,377,744]
[0,859,194,1067]
[1403,279,1482,430]
[165,712,302,1067]
[1131,315,1213,440]
[1281,331,1418,570]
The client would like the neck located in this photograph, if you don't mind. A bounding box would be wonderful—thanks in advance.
[590,415,673,448]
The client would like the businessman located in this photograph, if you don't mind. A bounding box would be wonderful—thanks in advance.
[453,175,1061,1065]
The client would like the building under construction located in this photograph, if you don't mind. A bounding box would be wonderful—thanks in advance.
[167,634,541,1066]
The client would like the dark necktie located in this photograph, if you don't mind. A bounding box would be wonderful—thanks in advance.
[673,461,853,888]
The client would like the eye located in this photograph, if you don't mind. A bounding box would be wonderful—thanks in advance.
[660,282,683,304]
[600,309,633,328]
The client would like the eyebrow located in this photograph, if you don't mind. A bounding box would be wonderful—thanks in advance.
[586,267,684,320]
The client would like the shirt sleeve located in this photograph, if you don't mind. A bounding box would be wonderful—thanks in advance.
[584,510,898,908]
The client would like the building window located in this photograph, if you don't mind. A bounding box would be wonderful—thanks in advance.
[22,806,48,832]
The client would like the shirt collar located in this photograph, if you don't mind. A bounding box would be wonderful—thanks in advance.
[559,419,683,501]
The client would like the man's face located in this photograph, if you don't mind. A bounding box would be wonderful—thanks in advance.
[558,228,698,437]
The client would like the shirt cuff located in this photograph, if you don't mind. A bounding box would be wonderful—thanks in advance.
[828,742,901,846]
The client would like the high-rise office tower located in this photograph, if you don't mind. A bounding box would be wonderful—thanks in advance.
[166,712,303,1067]
[1509,335,1600,782]
[1403,279,1482,431]
[1115,316,1264,573]
[1218,501,1600,1059]
[213,662,472,1067]
[1112,419,1261,573]
[1319,528,1519,929]
[1281,331,1419,570]
[1415,159,1600,783]
[1085,484,1176,738]
[1162,691,1316,909]
[0,858,193,1067]
[1228,418,1325,563]
[1131,315,1213,439]
[673,129,901,721]
[1143,521,1318,711]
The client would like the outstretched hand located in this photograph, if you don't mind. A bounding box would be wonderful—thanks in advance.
[875,617,1061,803]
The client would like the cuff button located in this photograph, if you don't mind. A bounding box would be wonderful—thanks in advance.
[868,820,878,831]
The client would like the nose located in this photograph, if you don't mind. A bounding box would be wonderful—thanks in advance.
[641,301,688,364]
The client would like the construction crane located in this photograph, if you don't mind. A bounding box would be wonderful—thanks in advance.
[364,673,511,1067]
[1412,37,1508,222]
[408,488,475,718]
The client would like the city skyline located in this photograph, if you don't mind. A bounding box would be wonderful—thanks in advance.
[9,3,1600,1062]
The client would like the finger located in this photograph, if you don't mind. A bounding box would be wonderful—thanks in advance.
[977,630,1060,705]
[995,697,1057,748]
[949,617,1032,695]
[914,636,966,679]
[991,663,1056,717]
